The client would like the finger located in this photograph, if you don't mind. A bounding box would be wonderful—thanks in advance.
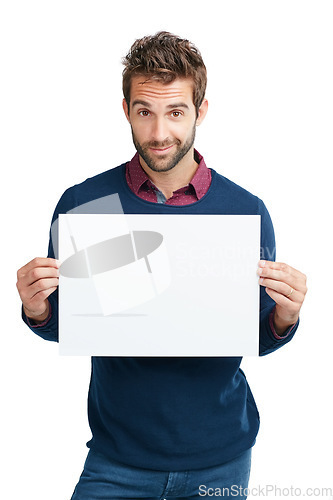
[25,277,59,301]
[19,266,60,288]
[258,265,294,288]
[17,257,60,279]
[259,260,307,283]
[257,263,306,293]
[264,287,301,316]
[25,287,58,312]
[32,287,58,303]
[259,278,300,302]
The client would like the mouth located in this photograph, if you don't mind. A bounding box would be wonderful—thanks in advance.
[149,144,174,155]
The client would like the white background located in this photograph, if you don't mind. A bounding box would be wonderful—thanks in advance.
[1,0,332,498]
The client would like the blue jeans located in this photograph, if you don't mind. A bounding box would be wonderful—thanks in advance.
[70,447,252,499]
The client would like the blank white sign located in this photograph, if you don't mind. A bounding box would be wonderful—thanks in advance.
[59,214,260,356]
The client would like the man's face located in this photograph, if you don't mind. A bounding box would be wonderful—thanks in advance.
[123,76,207,173]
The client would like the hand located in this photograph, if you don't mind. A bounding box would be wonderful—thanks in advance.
[17,257,60,321]
[258,260,307,335]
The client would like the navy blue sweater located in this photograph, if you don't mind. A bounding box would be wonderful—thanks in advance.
[22,162,299,471]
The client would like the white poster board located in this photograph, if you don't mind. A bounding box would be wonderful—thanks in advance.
[59,214,260,356]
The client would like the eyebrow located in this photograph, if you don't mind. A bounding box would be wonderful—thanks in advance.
[132,100,189,110]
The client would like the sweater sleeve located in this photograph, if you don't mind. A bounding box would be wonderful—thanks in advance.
[21,187,76,343]
[258,198,299,356]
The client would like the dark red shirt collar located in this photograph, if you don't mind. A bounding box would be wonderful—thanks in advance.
[125,149,211,201]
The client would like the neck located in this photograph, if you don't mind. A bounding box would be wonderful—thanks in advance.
[139,148,198,199]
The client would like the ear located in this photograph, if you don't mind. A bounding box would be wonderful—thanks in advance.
[122,98,130,122]
[196,98,208,126]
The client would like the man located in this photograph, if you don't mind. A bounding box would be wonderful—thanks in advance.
[17,32,307,499]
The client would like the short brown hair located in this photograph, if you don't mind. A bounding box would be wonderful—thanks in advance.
[122,31,207,116]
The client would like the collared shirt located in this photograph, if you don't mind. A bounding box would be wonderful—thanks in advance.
[125,149,211,205]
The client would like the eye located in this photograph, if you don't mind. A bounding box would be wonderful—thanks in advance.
[171,111,182,118]
[139,110,150,117]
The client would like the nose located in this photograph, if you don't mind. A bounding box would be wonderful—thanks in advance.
[151,116,169,144]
